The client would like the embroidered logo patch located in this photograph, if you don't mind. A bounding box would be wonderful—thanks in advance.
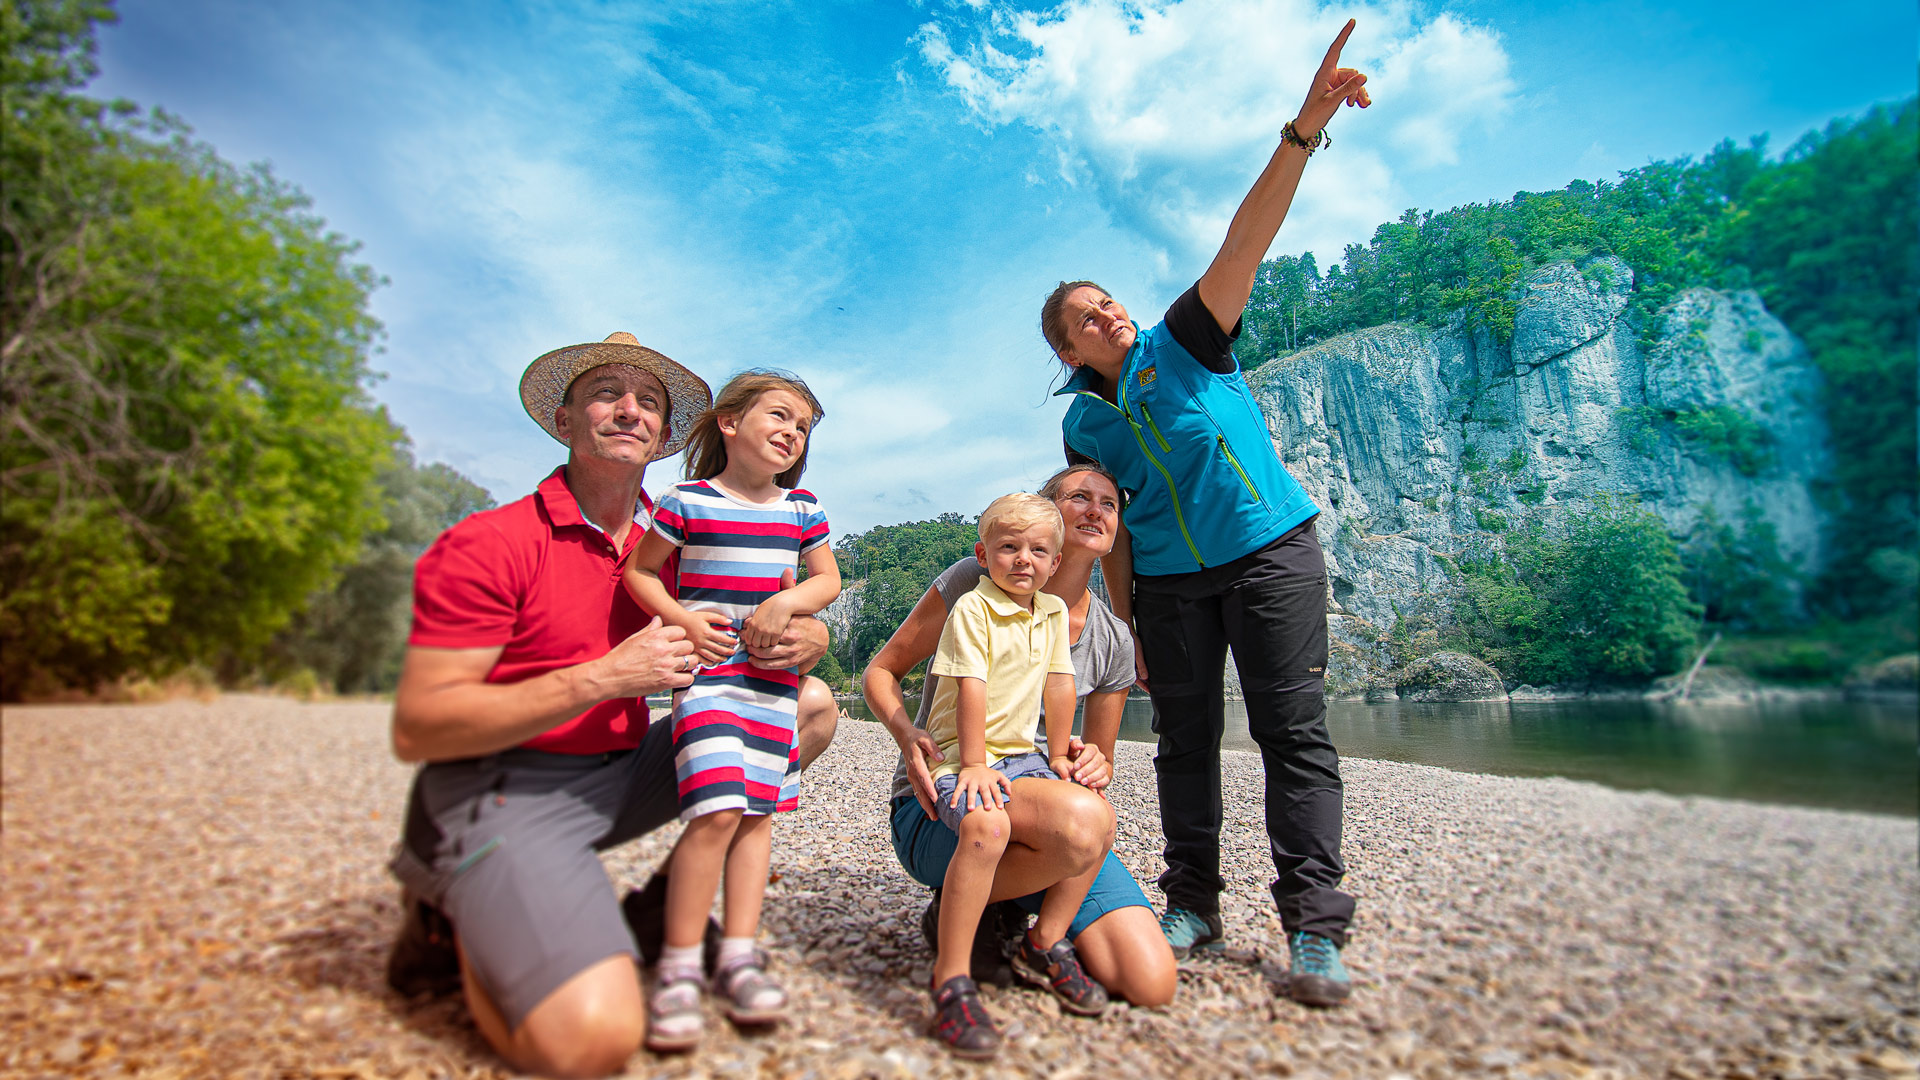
[1138,366,1157,387]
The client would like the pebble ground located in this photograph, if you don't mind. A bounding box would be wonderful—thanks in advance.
[3,697,1914,1079]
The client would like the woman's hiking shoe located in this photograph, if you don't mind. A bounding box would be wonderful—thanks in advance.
[645,971,705,1052]
[930,975,1000,1059]
[385,891,461,998]
[712,950,788,1026]
[919,888,1022,987]
[1158,907,1224,960]
[1011,934,1110,1016]
[1286,931,1352,1007]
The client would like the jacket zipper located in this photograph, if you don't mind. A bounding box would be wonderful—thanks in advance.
[1139,402,1173,452]
[1217,435,1261,501]
[1079,378,1207,569]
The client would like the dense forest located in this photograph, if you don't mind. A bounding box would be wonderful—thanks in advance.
[1,3,490,698]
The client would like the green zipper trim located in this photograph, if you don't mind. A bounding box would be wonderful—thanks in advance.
[1077,380,1206,568]
[1139,402,1173,453]
[1217,435,1261,501]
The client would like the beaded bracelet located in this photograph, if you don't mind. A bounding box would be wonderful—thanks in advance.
[1281,120,1329,155]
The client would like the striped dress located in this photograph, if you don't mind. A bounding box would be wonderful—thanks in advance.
[649,481,831,820]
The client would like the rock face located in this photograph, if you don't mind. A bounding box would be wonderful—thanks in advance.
[1247,257,1834,691]
[1395,651,1509,702]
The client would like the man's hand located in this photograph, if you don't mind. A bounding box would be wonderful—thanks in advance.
[590,616,699,698]
[745,569,829,672]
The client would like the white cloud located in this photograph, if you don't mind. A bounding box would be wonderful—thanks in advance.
[917,0,1516,271]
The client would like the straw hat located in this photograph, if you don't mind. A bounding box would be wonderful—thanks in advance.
[519,332,712,458]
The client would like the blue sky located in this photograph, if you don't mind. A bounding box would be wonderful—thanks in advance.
[89,0,1915,534]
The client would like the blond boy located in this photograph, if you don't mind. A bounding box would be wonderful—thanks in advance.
[921,493,1109,1059]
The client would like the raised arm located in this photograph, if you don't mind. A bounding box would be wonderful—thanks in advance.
[391,619,694,762]
[1195,19,1369,333]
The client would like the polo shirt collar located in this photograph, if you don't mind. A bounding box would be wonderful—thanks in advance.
[536,466,653,535]
[974,576,1065,619]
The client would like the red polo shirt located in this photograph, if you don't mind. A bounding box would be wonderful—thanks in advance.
[409,466,677,754]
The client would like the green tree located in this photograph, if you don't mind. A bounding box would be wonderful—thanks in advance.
[1450,497,1699,685]
[1,1,400,694]
[269,448,494,693]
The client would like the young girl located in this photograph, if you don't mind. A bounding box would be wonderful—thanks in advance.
[622,370,841,1051]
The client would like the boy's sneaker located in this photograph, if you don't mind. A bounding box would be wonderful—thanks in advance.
[1286,931,1352,1007]
[644,970,705,1052]
[1158,907,1224,960]
[385,891,461,998]
[712,949,787,1026]
[929,975,1000,1060]
[1011,934,1110,1017]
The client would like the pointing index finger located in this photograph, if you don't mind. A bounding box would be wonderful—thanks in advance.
[1323,18,1355,68]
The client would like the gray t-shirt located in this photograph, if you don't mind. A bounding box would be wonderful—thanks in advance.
[888,557,1135,803]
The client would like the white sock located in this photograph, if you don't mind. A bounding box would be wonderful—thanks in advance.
[717,936,757,969]
[659,943,703,981]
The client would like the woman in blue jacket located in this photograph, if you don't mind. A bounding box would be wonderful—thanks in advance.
[1041,20,1369,1008]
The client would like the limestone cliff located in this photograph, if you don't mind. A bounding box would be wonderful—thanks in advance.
[1244,257,1833,694]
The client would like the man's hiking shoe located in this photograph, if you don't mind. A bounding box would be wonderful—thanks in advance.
[930,975,1000,1060]
[645,970,704,1052]
[621,872,722,971]
[712,949,787,1026]
[385,891,461,998]
[1011,934,1109,1016]
[919,888,1023,987]
[1286,931,1352,1007]
[1158,907,1224,960]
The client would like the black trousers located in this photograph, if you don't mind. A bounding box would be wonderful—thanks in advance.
[1133,520,1355,947]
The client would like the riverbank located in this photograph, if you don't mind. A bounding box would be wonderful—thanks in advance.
[4,698,1915,1078]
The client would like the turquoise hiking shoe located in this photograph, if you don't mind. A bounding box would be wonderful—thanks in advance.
[1286,931,1351,1007]
[1157,908,1224,960]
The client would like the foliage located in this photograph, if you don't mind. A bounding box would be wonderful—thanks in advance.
[268,448,494,693]
[1447,497,1699,685]
[1669,406,1773,476]
[1680,503,1797,631]
[1,2,400,694]
[830,512,978,674]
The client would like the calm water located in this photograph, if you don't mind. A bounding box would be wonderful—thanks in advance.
[842,695,1919,817]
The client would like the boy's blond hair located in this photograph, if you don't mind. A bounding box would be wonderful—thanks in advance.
[978,493,1065,549]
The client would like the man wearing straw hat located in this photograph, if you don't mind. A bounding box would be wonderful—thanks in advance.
[384,333,839,1076]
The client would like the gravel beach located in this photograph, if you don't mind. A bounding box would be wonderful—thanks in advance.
[4,697,1915,1079]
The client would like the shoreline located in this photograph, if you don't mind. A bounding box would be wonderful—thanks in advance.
[5,698,1915,1078]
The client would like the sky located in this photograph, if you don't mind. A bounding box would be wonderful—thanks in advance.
[87,0,1916,535]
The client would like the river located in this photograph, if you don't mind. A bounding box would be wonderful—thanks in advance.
[839,694,1918,817]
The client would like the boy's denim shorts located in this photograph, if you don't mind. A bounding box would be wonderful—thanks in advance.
[930,751,1058,832]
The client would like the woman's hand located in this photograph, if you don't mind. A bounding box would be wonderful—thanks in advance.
[1061,736,1112,792]
[1294,19,1370,136]
[906,734,947,820]
[953,763,1013,813]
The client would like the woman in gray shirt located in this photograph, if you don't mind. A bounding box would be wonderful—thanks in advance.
[864,465,1177,1013]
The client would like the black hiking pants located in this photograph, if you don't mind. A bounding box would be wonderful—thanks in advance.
[1133,519,1355,947]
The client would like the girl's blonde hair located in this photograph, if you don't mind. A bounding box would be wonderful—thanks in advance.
[682,370,825,489]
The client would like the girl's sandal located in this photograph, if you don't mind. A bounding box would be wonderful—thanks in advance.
[645,972,705,1052]
[712,950,788,1026]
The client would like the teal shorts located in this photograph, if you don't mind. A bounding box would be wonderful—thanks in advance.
[889,793,1151,940]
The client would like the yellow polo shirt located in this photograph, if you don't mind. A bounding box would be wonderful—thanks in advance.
[925,577,1075,779]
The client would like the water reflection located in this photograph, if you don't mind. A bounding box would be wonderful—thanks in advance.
[839,694,1918,817]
